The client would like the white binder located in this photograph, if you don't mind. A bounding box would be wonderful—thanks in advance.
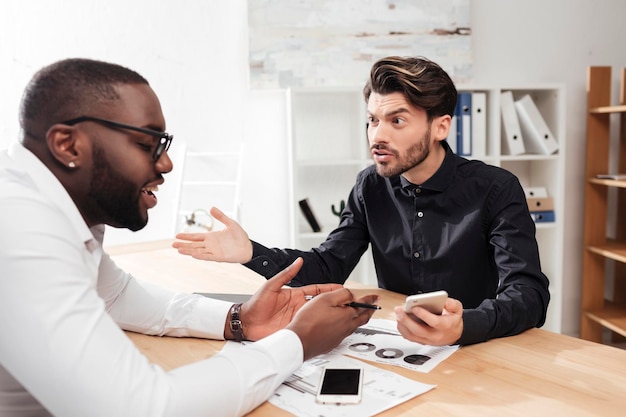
[471,92,487,158]
[515,94,559,155]
[500,91,525,155]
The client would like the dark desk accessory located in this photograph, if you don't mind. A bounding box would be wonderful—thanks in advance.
[299,198,322,232]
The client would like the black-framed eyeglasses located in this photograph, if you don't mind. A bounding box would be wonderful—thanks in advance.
[60,116,173,161]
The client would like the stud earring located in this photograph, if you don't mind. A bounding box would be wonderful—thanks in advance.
[68,161,76,168]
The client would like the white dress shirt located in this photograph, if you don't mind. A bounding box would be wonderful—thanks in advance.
[0,143,303,417]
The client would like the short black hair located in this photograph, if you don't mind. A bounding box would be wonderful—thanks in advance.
[363,56,457,120]
[20,58,148,140]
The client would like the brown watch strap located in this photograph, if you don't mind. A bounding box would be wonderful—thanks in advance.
[229,303,245,342]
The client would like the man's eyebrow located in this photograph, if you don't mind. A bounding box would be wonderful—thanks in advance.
[386,107,410,117]
[368,107,411,118]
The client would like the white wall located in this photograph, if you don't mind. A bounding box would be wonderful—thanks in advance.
[0,0,250,244]
[2,0,626,336]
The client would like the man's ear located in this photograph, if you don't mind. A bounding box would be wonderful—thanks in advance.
[46,124,82,169]
[432,115,451,142]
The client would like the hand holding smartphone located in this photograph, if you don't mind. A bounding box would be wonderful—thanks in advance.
[403,290,448,323]
[315,367,363,405]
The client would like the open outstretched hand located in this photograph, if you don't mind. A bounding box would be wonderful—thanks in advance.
[173,207,252,263]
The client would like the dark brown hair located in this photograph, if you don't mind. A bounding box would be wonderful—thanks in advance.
[363,56,457,120]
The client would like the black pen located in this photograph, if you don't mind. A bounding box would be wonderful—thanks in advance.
[305,296,381,310]
[344,301,382,310]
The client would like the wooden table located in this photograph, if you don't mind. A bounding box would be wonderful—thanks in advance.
[108,240,626,417]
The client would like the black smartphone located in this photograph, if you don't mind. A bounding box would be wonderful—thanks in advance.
[315,367,363,405]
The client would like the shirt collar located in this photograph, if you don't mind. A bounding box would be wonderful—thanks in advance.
[9,143,100,252]
[400,140,456,193]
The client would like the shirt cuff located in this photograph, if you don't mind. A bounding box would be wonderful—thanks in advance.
[253,328,303,371]
[185,296,233,340]
[457,309,489,345]
[243,241,281,279]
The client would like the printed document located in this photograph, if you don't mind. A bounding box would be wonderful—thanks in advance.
[221,318,458,416]
[331,319,458,373]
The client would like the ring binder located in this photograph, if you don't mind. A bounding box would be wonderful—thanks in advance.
[515,94,559,155]
[500,91,526,155]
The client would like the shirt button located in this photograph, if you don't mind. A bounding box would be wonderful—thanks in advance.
[415,188,421,194]
[417,211,424,218]
[262,260,269,267]
[413,252,420,258]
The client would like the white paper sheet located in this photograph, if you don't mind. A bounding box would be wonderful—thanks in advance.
[330,319,459,373]
[269,353,434,417]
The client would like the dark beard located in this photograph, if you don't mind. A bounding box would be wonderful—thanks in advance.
[375,126,431,178]
[88,145,147,231]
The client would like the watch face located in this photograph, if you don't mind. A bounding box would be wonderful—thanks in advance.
[229,304,245,341]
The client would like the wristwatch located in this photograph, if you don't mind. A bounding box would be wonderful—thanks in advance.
[229,303,245,342]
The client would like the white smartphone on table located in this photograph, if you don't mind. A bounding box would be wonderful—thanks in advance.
[315,367,363,405]
[404,290,448,321]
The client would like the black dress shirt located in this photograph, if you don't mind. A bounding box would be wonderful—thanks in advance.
[245,142,550,345]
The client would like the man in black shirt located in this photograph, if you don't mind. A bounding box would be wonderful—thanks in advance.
[173,56,550,347]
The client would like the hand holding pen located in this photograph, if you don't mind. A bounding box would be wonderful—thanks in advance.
[289,288,380,359]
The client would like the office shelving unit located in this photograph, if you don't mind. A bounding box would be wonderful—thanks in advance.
[580,66,626,344]
[286,87,375,285]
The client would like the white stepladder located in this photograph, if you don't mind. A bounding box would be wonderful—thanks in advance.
[176,144,244,233]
